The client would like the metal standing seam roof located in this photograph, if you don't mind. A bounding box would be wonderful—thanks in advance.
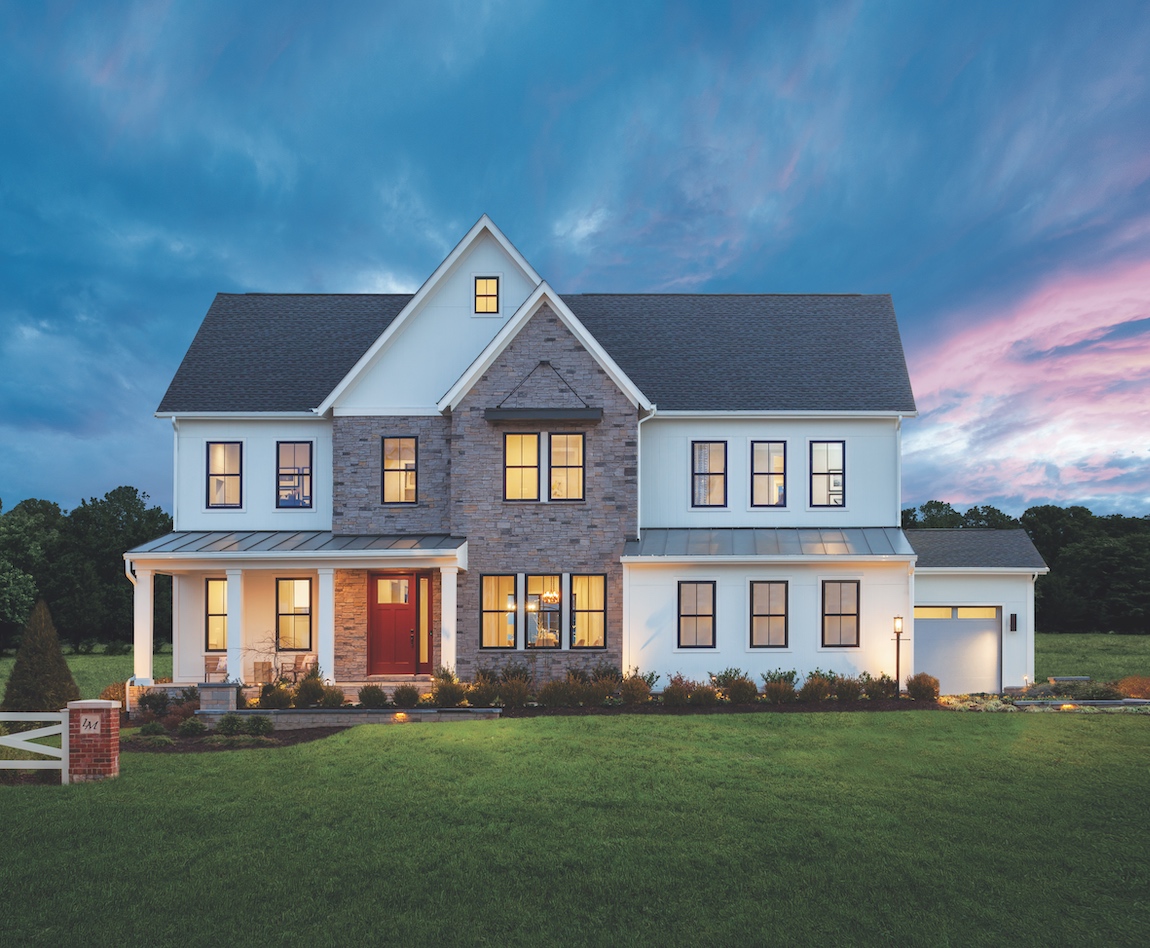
[158,292,917,414]
[904,529,1048,570]
[127,531,467,556]
[623,527,915,558]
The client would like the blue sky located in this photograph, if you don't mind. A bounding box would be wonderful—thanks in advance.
[2,0,1148,516]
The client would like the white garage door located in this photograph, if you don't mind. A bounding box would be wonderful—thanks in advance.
[914,607,1001,695]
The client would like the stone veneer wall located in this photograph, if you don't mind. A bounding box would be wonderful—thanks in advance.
[331,414,452,535]
[450,303,638,681]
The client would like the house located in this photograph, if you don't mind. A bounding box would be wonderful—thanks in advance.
[124,216,1047,696]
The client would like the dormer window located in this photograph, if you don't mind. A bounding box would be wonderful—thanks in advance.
[475,277,499,314]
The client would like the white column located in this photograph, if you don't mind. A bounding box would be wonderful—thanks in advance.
[440,567,459,673]
[132,567,155,684]
[318,568,335,683]
[226,569,244,684]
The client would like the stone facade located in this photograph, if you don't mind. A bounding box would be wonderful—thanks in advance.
[331,414,452,535]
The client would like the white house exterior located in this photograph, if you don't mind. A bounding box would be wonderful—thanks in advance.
[125,216,1046,695]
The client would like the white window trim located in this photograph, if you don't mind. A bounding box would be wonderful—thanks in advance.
[816,574,863,651]
[273,438,318,514]
[203,437,247,513]
[745,436,788,513]
[686,440,729,513]
[805,438,849,512]
[744,574,794,653]
[672,576,721,652]
[471,271,504,317]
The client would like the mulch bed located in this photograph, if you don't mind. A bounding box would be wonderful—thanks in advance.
[121,727,352,753]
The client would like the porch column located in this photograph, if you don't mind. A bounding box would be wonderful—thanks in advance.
[226,569,244,684]
[317,568,335,683]
[440,566,458,673]
[132,567,155,684]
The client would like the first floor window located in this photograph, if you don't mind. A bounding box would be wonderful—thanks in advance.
[277,578,312,650]
[549,433,585,501]
[382,437,417,504]
[822,580,859,647]
[205,578,227,652]
[751,441,786,507]
[811,441,845,506]
[481,574,516,648]
[571,574,606,648]
[526,574,561,648]
[678,581,715,648]
[692,441,726,506]
[207,441,242,508]
[750,581,787,647]
[277,441,313,508]
[504,433,540,501]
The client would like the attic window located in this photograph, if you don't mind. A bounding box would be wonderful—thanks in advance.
[475,277,499,314]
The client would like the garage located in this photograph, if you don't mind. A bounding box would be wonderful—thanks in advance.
[914,606,1001,694]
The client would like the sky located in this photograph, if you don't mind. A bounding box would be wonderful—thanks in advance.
[1,0,1148,517]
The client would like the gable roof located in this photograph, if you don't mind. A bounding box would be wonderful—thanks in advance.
[905,529,1048,570]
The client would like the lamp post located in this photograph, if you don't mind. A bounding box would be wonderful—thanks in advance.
[893,616,904,695]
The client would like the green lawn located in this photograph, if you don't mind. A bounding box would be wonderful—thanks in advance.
[2,714,1148,946]
[1035,633,1150,682]
[0,648,173,700]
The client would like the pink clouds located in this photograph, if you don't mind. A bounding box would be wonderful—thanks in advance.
[903,259,1150,513]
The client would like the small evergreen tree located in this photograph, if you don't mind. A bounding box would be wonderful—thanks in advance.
[1,600,81,711]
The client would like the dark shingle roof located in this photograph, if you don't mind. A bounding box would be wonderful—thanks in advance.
[905,529,1048,570]
[158,292,916,413]
[158,294,412,412]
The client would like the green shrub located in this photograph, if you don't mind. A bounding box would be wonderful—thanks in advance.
[620,675,651,705]
[582,678,614,705]
[761,668,798,686]
[177,716,208,736]
[724,676,759,705]
[798,673,832,702]
[319,686,346,708]
[626,666,661,689]
[73,638,98,655]
[474,667,500,685]
[833,675,863,702]
[1026,680,1124,701]
[762,679,797,704]
[590,661,623,684]
[500,661,531,683]
[537,679,578,708]
[137,690,171,716]
[430,679,467,708]
[906,672,940,702]
[1,600,81,712]
[244,715,275,736]
[497,678,531,709]
[466,679,499,708]
[215,713,245,736]
[710,668,748,689]
[138,720,167,736]
[358,685,390,708]
[259,684,293,709]
[103,640,131,656]
[565,667,590,684]
[294,676,325,708]
[688,683,720,706]
[179,686,200,704]
[236,684,248,710]
[661,673,693,707]
[861,672,898,700]
[392,684,420,708]
[433,665,457,682]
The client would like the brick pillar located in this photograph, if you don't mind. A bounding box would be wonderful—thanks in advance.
[66,700,121,784]
[199,682,238,713]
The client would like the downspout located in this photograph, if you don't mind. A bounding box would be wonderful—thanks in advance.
[171,417,179,531]
[123,558,137,711]
[636,405,657,541]
[895,415,903,526]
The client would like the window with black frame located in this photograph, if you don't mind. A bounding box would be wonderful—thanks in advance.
[526,574,561,648]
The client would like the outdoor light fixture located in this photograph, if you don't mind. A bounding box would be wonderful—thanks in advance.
[893,616,904,695]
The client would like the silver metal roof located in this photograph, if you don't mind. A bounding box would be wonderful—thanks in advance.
[127,531,467,556]
[623,527,915,558]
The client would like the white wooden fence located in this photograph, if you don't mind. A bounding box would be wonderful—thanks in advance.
[0,712,70,784]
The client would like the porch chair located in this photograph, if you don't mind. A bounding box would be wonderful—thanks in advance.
[204,655,228,683]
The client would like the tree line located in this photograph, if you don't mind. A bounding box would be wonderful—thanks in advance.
[903,501,1150,634]
[0,487,172,652]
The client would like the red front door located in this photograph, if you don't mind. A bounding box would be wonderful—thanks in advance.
[368,573,418,675]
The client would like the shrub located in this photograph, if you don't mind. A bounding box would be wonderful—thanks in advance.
[537,679,578,708]
[798,673,832,703]
[319,686,346,708]
[99,681,127,705]
[710,668,748,690]
[294,675,325,708]
[466,679,499,708]
[833,675,863,702]
[906,672,940,702]
[177,716,208,737]
[392,684,420,708]
[1116,676,1150,699]
[138,720,167,736]
[430,679,467,708]
[1,600,81,712]
[761,679,797,704]
[500,661,531,683]
[496,678,531,709]
[137,690,171,716]
[761,668,798,686]
[180,686,200,704]
[358,685,390,708]
[259,684,293,709]
[861,672,898,700]
[244,715,275,736]
[103,640,131,656]
[216,713,245,735]
[724,675,759,705]
[626,666,661,689]
[565,667,590,684]
[474,667,500,685]
[620,675,651,705]
[590,661,623,684]
[688,683,720,707]
[73,638,98,655]
[583,678,615,705]
[236,684,248,710]
[433,665,457,683]
[661,673,693,707]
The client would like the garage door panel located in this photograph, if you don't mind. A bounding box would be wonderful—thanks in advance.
[915,616,1000,695]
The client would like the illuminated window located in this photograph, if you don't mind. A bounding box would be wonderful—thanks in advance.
[750,581,787,647]
[549,433,584,501]
[957,607,998,620]
[504,434,540,501]
[526,574,562,648]
[691,441,726,507]
[571,575,606,649]
[475,276,500,314]
[811,441,845,507]
[751,441,785,507]
[206,442,242,508]
[277,442,312,508]
[382,437,417,504]
[914,606,953,620]
[205,578,227,652]
[678,581,715,648]
[822,580,859,647]
[480,574,516,648]
[277,578,312,651]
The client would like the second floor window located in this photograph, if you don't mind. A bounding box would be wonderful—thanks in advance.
[206,442,242,508]
[549,433,585,501]
[692,441,726,507]
[751,441,785,507]
[811,441,845,507]
[382,437,417,504]
[277,442,313,508]
[504,433,540,501]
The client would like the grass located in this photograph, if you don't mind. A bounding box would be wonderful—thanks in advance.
[0,647,173,700]
[1,713,1148,946]
[1035,633,1150,682]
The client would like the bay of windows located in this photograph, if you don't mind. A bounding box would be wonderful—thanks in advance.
[480,573,607,649]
